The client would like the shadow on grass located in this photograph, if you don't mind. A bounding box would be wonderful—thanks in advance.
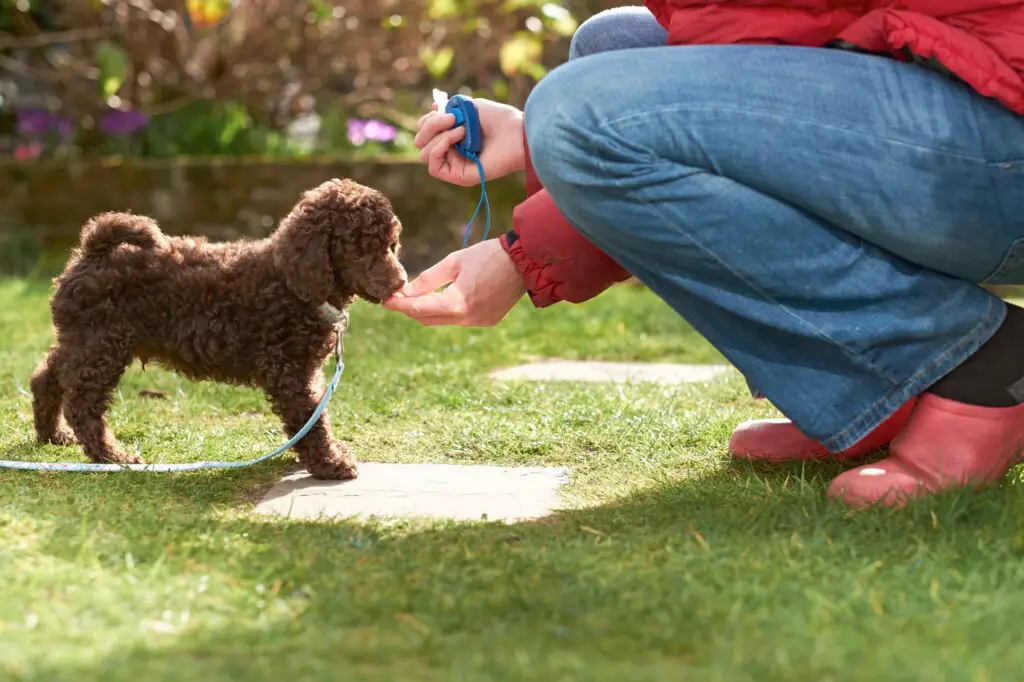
[10,457,1024,681]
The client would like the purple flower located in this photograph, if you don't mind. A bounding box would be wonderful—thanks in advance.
[16,110,50,136]
[346,118,397,146]
[55,117,73,138]
[98,109,149,136]
[16,109,74,140]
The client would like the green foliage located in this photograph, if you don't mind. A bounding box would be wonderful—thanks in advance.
[4,0,592,159]
[420,45,456,78]
[0,0,16,31]
[427,0,461,20]
[94,40,128,101]
[500,31,546,79]
[135,101,294,158]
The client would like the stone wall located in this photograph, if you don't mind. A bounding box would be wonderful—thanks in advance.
[0,158,527,274]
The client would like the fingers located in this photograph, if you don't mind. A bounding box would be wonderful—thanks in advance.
[419,126,465,169]
[382,253,469,324]
[418,125,464,159]
[426,131,462,179]
[382,288,468,326]
[414,112,456,149]
[383,241,522,327]
[416,111,465,180]
[403,254,461,296]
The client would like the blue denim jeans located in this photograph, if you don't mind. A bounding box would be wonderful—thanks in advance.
[528,8,1024,451]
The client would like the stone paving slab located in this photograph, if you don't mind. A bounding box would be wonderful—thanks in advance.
[489,360,730,385]
[253,462,569,523]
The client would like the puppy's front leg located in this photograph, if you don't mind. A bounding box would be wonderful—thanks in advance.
[267,376,358,480]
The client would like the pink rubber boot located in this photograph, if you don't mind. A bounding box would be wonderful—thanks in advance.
[827,394,1024,508]
[729,399,917,463]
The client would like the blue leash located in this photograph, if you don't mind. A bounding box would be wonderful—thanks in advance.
[0,310,349,473]
[460,151,490,249]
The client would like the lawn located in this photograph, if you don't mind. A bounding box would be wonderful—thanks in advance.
[1,276,1023,681]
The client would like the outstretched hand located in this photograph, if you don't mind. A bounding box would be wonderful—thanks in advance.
[382,239,526,326]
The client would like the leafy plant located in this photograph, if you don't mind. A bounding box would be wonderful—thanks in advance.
[0,1,625,159]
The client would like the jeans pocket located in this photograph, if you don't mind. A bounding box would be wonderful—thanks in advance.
[982,237,1024,285]
[981,160,1024,285]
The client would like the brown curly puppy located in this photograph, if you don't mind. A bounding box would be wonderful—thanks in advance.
[29,178,407,480]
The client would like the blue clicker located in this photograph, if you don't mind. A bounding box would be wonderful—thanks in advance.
[445,94,483,158]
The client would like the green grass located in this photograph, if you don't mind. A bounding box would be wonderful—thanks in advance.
[1,277,1023,681]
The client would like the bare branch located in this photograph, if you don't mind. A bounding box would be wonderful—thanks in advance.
[139,94,196,116]
[0,27,116,49]
[2,0,580,130]
[0,53,78,83]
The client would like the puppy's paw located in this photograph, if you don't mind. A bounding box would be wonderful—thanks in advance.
[95,448,143,466]
[307,459,359,481]
[306,446,359,481]
[43,427,78,447]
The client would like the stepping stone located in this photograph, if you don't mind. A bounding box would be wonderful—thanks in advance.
[489,360,730,385]
[253,462,569,523]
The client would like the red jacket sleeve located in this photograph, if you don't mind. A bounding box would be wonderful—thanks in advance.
[499,132,630,308]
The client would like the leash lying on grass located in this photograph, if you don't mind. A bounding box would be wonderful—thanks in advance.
[2,308,349,473]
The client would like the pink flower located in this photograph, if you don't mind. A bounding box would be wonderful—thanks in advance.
[347,118,398,146]
[14,143,43,161]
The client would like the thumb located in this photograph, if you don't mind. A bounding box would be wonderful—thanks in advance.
[401,253,462,297]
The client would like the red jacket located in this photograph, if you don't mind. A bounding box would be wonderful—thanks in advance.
[501,0,1024,307]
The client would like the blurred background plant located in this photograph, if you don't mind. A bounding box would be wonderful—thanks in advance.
[0,0,629,161]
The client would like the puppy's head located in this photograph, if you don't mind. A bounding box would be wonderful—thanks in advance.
[272,178,407,305]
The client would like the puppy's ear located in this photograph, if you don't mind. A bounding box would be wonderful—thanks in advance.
[272,200,334,304]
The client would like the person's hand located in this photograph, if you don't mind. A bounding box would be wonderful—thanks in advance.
[382,239,526,326]
[415,98,525,187]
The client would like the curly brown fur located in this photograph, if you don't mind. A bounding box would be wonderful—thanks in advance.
[29,178,407,479]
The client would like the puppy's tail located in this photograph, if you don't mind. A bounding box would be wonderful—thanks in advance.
[79,212,165,259]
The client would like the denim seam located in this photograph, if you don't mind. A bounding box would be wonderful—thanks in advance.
[986,162,1013,267]
[603,105,993,163]
[981,238,1024,285]
[821,294,1003,450]
[974,117,1017,282]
